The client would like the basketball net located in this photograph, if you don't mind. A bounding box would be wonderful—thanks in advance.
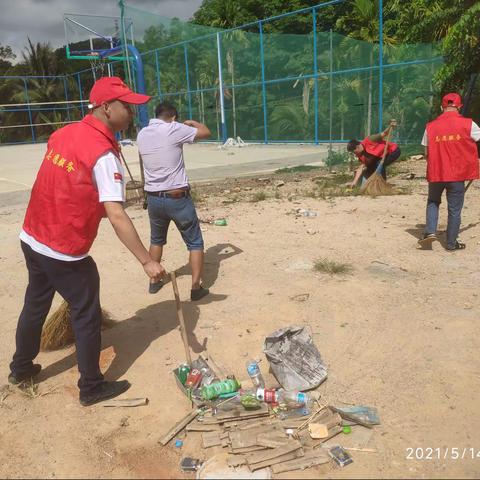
[87,52,109,80]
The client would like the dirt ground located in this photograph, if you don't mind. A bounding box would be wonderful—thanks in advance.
[1,153,480,479]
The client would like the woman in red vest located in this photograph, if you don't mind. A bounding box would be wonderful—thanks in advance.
[9,77,166,406]
[419,93,480,250]
[347,119,400,187]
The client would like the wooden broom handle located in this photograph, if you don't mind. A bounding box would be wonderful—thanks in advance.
[170,271,193,366]
[118,149,136,183]
[379,125,394,166]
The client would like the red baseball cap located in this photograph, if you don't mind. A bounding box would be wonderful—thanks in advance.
[441,93,462,108]
[88,76,151,108]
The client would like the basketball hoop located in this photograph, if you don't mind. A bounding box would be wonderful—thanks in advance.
[87,52,108,80]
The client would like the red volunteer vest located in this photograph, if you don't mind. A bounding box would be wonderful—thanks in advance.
[23,115,120,255]
[357,136,398,165]
[426,111,479,182]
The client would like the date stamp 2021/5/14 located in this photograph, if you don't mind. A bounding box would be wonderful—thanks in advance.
[406,447,480,460]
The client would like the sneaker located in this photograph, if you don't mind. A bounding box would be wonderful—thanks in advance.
[79,380,131,407]
[8,364,42,385]
[446,240,466,251]
[149,279,164,294]
[418,233,437,248]
[191,286,209,301]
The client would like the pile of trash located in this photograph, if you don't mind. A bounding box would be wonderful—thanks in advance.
[161,326,380,477]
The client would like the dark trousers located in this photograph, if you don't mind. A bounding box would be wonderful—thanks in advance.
[10,242,104,394]
[425,181,465,249]
[364,147,402,180]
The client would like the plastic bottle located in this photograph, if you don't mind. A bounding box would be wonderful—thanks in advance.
[277,389,311,405]
[201,378,240,400]
[246,360,265,388]
[213,218,228,226]
[256,388,278,403]
[280,389,320,406]
[178,364,190,385]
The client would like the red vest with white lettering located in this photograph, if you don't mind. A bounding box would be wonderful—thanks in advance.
[426,111,479,182]
[23,115,120,255]
[357,136,398,164]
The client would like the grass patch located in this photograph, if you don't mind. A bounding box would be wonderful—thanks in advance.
[325,149,350,167]
[251,191,267,202]
[275,165,321,174]
[313,258,353,275]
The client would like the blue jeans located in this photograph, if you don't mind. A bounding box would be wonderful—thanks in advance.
[425,181,465,248]
[147,194,204,250]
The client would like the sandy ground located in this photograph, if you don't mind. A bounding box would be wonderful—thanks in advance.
[0,150,480,479]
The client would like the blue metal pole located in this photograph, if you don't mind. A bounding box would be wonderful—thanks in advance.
[63,76,71,122]
[23,78,36,143]
[313,8,319,144]
[329,29,333,145]
[216,32,227,142]
[184,44,193,118]
[379,0,383,131]
[155,49,162,99]
[259,21,268,144]
[76,73,85,117]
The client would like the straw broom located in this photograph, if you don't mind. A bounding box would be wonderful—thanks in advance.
[360,126,396,197]
[119,149,144,206]
[40,301,115,351]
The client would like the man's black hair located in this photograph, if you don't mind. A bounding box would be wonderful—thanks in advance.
[155,103,178,119]
[347,139,361,152]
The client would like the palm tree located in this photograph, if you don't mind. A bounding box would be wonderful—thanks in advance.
[337,0,396,135]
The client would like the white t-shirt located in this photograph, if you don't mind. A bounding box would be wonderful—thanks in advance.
[422,121,480,146]
[20,152,125,261]
[137,119,198,192]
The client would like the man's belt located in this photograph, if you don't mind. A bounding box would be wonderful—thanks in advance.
[146,188,190,199]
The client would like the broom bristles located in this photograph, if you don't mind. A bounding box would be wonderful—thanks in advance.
[125,180,144,206]
[40,300,114,351]
[361,172,396,197]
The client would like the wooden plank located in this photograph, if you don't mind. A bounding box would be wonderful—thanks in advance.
[247,440,302,465]
[227,455,247,467]
[186,423,222,432]
[200,403,269,423]
[221,438,230,448]
[257,432,289,448]
[159,408,198,446]
[229,424,281,450]
[202,432,222,448]
[249,449,304,471]
[272,451,331,473]
[230,445,267,454]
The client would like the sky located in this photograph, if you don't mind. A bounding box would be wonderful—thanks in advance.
[0,0,204,61]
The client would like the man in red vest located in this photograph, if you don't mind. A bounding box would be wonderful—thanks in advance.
[9,77,166,406]
[347,120,400,187]
[419,93,480,250]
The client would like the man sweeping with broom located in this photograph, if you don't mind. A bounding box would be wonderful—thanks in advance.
[347,119,400,188]
[418,93,480,250]
[9,77,166,406]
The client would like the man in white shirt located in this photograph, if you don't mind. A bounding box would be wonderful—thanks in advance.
[137,103,211,300]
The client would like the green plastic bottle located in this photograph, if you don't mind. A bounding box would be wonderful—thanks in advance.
[178,364,190,385]
[213,218,227,226]
[201,378,240,400]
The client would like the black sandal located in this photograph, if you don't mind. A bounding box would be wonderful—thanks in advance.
[447,241,466,251]
[149,279,164,294]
